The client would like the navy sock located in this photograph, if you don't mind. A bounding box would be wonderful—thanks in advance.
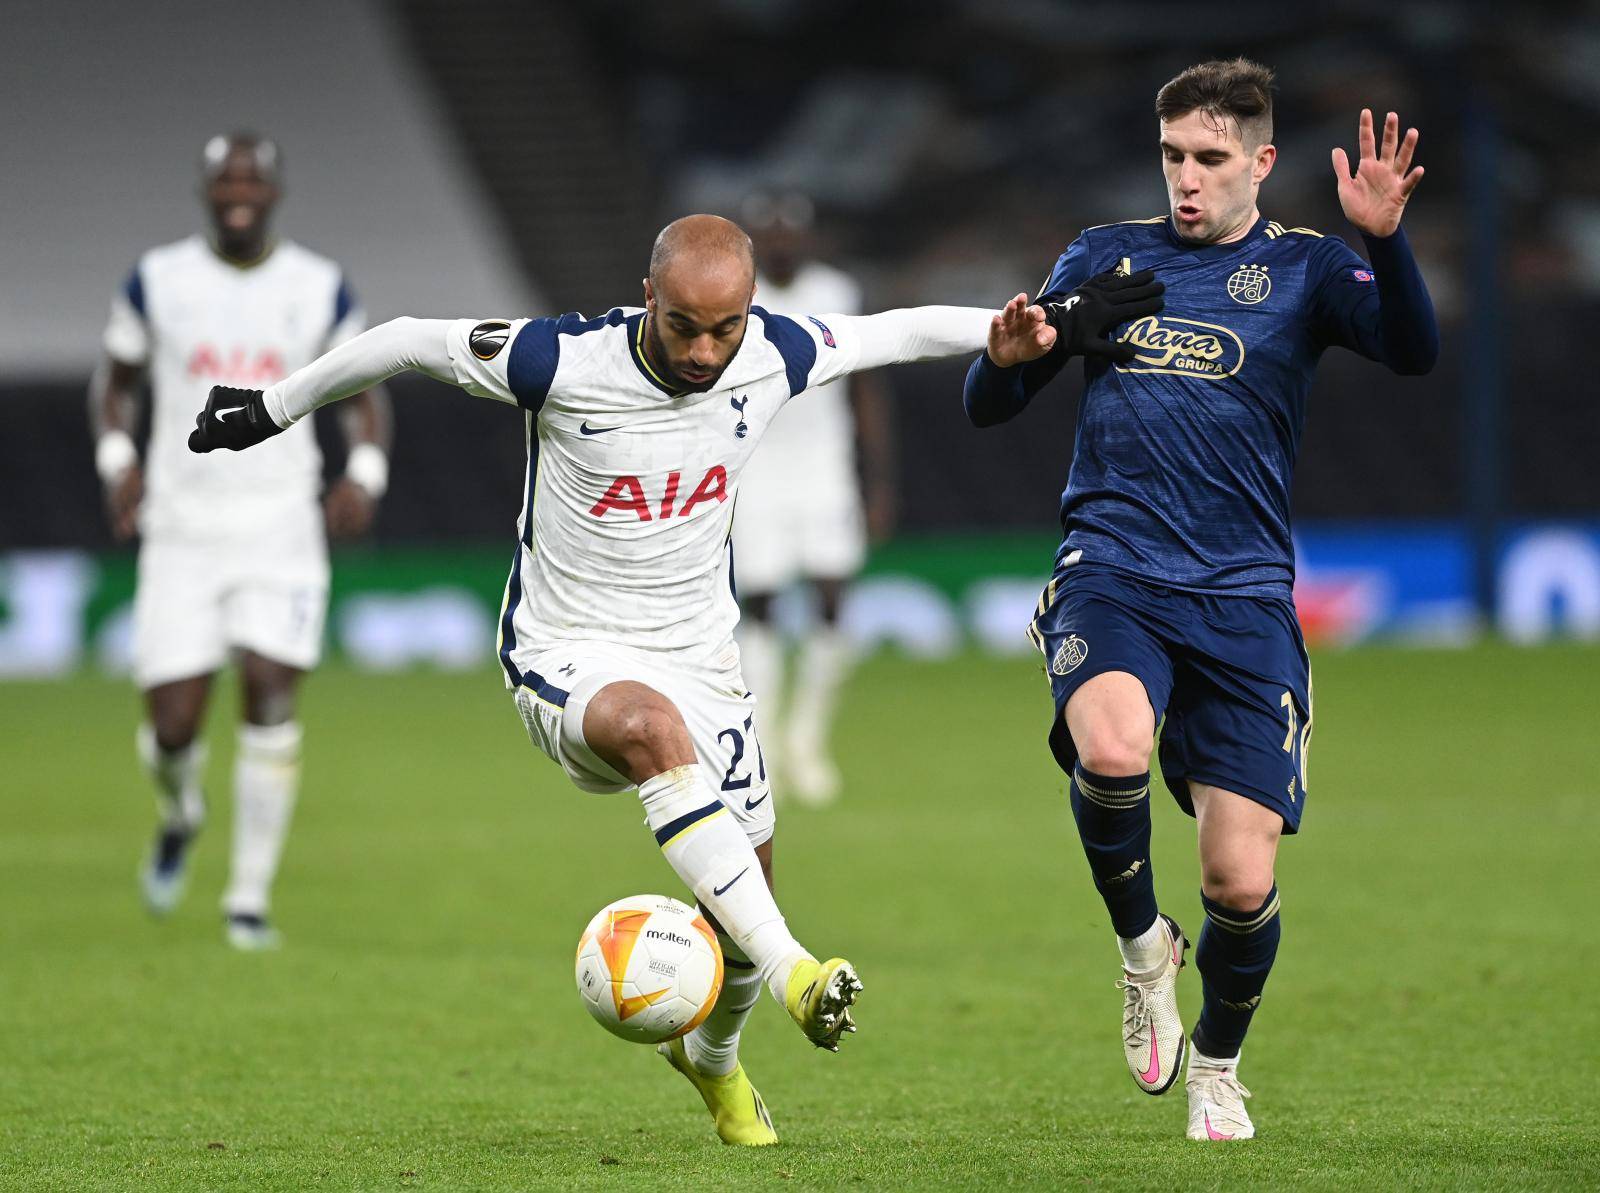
[1068,764,1158,939]
[1193,887,1282,1058]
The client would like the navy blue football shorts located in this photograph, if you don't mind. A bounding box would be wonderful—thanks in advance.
[1027,563,1312,833]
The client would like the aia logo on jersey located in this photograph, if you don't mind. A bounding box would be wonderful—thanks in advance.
[185,344,286,385]
[807,316,836,348]
[590,466,727,521]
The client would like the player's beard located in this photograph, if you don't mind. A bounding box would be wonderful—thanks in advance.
[645,316,743,394]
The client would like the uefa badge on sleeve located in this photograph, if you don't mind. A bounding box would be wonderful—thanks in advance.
[1052,635,1088,676]
[469,320,512,360]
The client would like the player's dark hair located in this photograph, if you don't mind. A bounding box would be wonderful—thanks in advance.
[1156,58,1275,147]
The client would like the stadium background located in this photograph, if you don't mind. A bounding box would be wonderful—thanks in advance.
[4,0,1599,669]
[2,1,1597,1187]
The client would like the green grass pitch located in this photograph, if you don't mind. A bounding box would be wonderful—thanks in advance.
[3,644,1597,1189]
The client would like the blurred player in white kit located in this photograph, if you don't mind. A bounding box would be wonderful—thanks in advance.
[733,194,894,805]
[88,133,392,950]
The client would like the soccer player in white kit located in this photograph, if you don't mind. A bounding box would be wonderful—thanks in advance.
[89,133,392,950]
[734,194,894,805]
[187,215,995,1145]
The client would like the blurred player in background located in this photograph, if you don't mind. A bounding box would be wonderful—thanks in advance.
[967,60,1437,1139]
[734,193,895,805]
[185,213,1136,1145]
[89,132,392,950]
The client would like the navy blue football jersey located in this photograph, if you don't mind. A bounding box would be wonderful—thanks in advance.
[965,215,1436,596]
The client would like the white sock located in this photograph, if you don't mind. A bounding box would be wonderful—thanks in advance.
[685,932,763,1077]
[639,765,809,1004]
[1118,916,1169,974]
[737,618,785,742]
[1190,1045,1240,1073]
[136,723,206,830]
[222,721,302,918]
[786,626,854,754]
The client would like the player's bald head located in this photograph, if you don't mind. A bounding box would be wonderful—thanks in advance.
[201,131,282,184]
[648,214,756,297]
[640,215,756,393]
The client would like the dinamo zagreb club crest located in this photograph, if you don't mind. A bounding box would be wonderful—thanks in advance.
[1052,634,1088,676]
[1226,264,1271,305]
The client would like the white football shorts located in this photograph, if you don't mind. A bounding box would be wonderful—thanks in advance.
[132,529,329,688]
[511,642,775,847]
[732,466,866,595]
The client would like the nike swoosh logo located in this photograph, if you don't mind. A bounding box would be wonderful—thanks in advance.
[728,1000,759,1015]
[579,421,619,435]
[744,792,769,811]
[219,407,248,423]
[1204,1108,1234,1141]
[712,868,748,897]
[1139,1031,1161,1085]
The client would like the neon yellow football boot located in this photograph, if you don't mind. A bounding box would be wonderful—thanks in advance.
[784,956,863,1051]
[658,1036,778,1146]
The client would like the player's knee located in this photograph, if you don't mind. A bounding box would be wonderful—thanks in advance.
[614,701,692,774]
[1201,869,1276,913]
[243,686,296,726]
[814,580,845,624]
[1073,729,1152,778]
[151,721,199,754]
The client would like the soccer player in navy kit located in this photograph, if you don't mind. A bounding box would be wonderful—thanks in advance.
[966,59,1438,1139]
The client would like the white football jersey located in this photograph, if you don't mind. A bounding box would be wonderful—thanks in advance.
[442,306,882,687]
[103,235,364,539]
[744,263,864,489]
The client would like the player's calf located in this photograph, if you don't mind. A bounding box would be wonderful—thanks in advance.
[1192,886,1281,1062]
[587,680,860,1050]
[221,721,302,945]
[135,723,206,916]
[1069,763,1160,941]
[1067,763,1187,1092]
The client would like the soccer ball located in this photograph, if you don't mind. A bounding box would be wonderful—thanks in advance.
[575,895,724,1044]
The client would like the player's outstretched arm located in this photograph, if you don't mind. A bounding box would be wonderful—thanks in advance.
[188,317,458,453]
[963,270,1165,427]
[1332,109,1422,240]
[1319,110,1438,375]
[828,305,995,373]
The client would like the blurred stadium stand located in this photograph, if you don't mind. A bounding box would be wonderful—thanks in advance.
[0,0,535,376]
[2,0,1597,649]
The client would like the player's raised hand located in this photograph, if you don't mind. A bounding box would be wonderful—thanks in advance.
[986,294,1057,368]
[1045,269,1165,365]
[1332,109,1423,238]
[188,385,285,453]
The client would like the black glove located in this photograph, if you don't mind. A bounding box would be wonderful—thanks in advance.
[1043,268,1165,365]
[188,385,285,453]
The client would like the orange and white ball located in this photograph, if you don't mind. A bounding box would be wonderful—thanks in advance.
[575,895,724,1044]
